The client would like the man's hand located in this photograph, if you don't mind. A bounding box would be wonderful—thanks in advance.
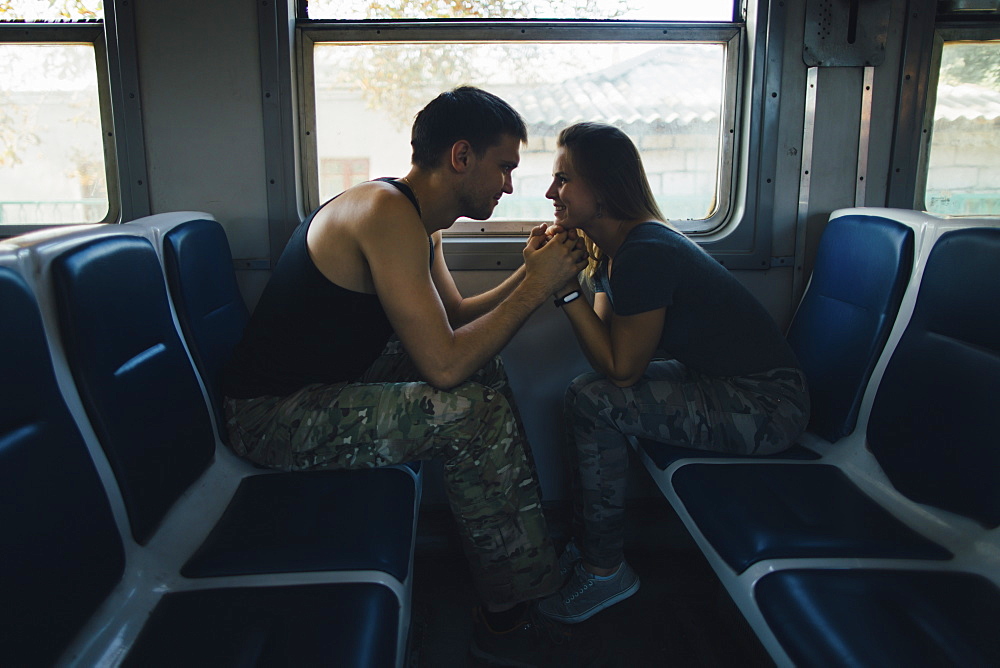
[542,224,586,296]
[523,229,587,296]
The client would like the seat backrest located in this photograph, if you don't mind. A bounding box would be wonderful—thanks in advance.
[160,218,249,442]
[50,235,215,544]
[786,214,914,442]
[0,266,125,666]
[867,227,1000,527]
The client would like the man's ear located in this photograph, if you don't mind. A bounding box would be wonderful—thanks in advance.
[450,140,473,172]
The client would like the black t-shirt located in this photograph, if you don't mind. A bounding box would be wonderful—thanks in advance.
[595,222,799,377]
[222,179,423,399]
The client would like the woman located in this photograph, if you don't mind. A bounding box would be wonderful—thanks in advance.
[538,122,809,624]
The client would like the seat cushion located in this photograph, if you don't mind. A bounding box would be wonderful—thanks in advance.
[756,569,1000,667]
[182,467,416,581]
[640,438,820,470]
[123,583,399,668]
[672,464,950,572]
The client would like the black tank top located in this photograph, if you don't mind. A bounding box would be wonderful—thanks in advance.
[222,179,426,398]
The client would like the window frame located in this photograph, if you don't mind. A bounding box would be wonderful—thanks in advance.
[917,20,1000,215]
[296,19,745,266]
[0,23,120,234]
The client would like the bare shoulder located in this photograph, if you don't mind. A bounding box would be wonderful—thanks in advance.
[308,181,426,292]
[312,181,418,236]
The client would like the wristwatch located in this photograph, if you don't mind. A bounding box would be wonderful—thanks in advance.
[554,290,581,307]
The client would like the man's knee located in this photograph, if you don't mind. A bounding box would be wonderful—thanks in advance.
[436,380,516,434]
[468,354,509,392]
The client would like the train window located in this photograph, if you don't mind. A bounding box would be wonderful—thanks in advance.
[0,2,115,229]
[298,1,742,236]
[306,0,736,21]
[924,39,1000,216]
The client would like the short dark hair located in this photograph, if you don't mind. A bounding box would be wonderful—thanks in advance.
[411,86,527,169]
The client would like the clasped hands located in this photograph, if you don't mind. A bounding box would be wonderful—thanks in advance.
[523,223,587,297]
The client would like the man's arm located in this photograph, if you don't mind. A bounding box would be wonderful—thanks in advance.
[430,225,548,327]
[361,203,585,389]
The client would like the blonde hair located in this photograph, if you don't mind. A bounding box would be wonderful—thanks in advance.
[556,123,666,280]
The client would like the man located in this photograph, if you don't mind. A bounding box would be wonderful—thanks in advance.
[222,87,590,665]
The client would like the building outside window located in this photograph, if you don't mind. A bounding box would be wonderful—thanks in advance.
[924,39,1000,216]
[0,1,113,227]
[300,0,740,235]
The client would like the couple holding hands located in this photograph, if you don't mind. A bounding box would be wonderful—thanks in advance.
[223,86,808,665]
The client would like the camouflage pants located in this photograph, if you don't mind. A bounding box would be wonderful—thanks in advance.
[224,338,558,607]
[566,361,809,568]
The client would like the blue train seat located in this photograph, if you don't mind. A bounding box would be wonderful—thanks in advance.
[50,234,217,544]
[122,215,422,581]
[1,226,417,665]
[0,267,125,667]
[47,231,416,571]
[144,215,420,483]
[664,222,1000,665]
[160,217,250,443]
[755,569,1000,666]
[0,264,404,667]
[787,214,915,443]
[181,467,417,580]
[674,228,998,569]
[671,462,951,572]
[867,227,1000,527]
[638,212,914,469]
[121,583,401,667]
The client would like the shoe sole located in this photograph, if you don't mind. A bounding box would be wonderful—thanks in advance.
[542,577,640,625]
[468,641,537,668]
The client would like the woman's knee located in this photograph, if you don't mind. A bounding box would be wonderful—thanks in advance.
[752,404,809,455]
[565,373,634,439]
[568,370,624,407]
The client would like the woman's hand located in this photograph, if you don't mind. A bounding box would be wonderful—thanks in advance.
[546,224,586,296]
[545,223,578,242]
[522,228,588,295]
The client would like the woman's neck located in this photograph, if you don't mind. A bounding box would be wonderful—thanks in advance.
[590,218,650,258]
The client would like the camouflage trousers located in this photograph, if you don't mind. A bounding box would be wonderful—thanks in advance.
[224,338,559,607]
[566,361,809,568]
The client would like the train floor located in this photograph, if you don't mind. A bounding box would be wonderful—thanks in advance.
[408,496,774,667]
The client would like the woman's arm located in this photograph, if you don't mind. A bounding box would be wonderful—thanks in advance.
[562,291,665,387]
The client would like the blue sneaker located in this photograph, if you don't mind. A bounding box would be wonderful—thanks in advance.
[537,560,640,624]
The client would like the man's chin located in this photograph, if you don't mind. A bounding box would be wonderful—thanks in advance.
[465,210,494,222]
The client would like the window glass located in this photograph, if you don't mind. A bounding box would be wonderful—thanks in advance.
[310,40,729,233]
[0,1,103,21]
[0,43,109,226]
[925,41,1000,216]
[307,0,735,21]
